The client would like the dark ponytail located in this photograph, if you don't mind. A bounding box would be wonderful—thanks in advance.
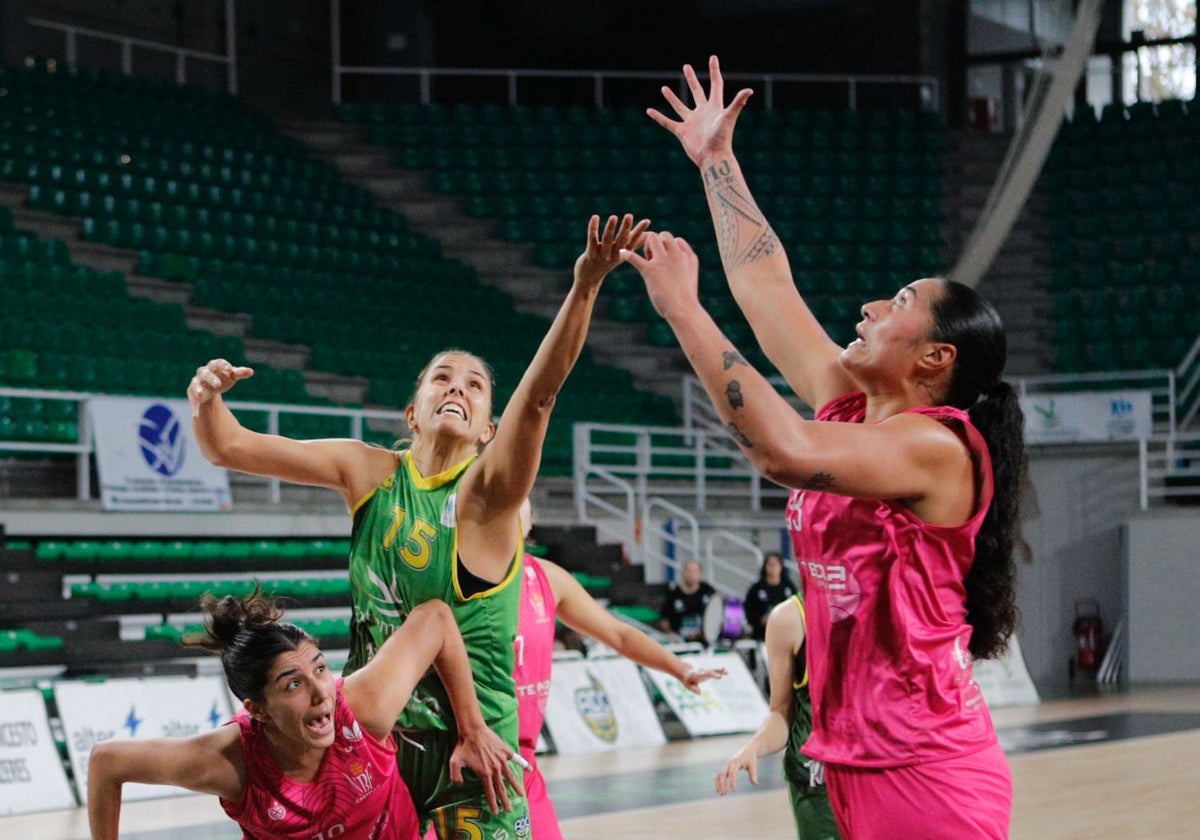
[932,280,1026,660]
[964,381,1025,659]
[187,582,315,703]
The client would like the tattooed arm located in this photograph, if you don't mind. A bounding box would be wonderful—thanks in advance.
[649,56,854,410]
[622,233,976,512]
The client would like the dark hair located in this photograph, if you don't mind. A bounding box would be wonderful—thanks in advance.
[759,551,794,588]
[930,279,1026,660]
[188,583,316,703]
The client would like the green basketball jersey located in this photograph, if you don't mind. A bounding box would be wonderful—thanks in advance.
[345,451,522,743]
[783,594,818,790]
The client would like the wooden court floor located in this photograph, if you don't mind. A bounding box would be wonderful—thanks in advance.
[7,683,1199,839]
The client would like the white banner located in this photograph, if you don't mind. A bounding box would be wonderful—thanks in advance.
[55,676,234,804]
[974,634,1040,708]
[89,396,232,511]
[646,652,769,737]
[542,658,665,755]
[1020,391,1152,444]
[0,690,77,815]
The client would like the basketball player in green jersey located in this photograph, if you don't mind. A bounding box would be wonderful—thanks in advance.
[188,213,650,840]
[715,595,840,840]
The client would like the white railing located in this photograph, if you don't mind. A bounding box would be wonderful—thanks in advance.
[29,5,238,94]
[640,496,701,585]
[573,466,637,561]
[0,386,406,502]
[704,530,763,597]
[572,421,786,515]
[1176,333,1200,430]
[329,5,938,111]
[1137,433,1200,510]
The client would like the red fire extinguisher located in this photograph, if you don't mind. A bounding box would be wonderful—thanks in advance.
[1073,599,1103,671]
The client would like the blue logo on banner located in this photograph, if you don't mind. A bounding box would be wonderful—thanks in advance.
[139,403,185,476]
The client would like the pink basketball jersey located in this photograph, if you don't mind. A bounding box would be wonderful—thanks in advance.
[787,391,998,767]
[514,555,557,750]
[221,678,420,840]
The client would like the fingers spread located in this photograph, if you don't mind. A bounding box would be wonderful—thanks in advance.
[659,86,690,119]
[682,63,705,105]
[708,54,724,102]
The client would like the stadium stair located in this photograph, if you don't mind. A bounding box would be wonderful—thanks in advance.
[277,117,692,403]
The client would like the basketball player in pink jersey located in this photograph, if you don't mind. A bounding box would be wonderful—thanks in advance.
[622,57,1026,839]
[88,586,520,840]
[513,500,726,839]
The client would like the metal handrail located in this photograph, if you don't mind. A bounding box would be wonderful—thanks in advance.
[0,386,407,502]
[28,8,238,94]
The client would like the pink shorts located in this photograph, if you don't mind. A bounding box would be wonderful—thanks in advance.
[823,743,1012,839]
[522,746,563,840]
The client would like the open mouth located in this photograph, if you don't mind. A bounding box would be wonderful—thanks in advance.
[305,712,333,736]
[437,402,467,420]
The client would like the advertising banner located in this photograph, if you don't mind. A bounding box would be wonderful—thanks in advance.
[0,689,77,815]
[88,396,232,511]
[55,676,234,804]
[974,634,1040,708]
[645,651,768,737]
[1020,391,1153,444]
[542,658,665,755]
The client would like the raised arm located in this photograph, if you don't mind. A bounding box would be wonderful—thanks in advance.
[622,234,973,515]
[714,599,803,795]
[342,599,523,814]
[650,56,854,409]
[543,561,725,693]
[88,727,244,840]
[457,215,648,560]
[188,359,396,508]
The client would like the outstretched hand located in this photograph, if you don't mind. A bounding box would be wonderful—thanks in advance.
[618,231,701,323]
[575,213,651,291]
[188,359,254,419]
[682,665,728,694]
[448,726,526,814]
[714,742,760,796]
[649,55,753,167]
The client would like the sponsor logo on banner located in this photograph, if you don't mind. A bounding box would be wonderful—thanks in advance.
[88,396,232,511]
[138,403,186,476]
[574,672,617,742]
[645,652,769,737]
[1020,391,1152,445]
[0,690,78,815]
[55,676,233,804]
[543,659,665,754]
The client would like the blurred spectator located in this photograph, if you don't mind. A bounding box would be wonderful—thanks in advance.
[743,552,798,642]
[658,559,717,643]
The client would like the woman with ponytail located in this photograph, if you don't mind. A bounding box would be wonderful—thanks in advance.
[87,586,516,840]
[619,56,1026,840]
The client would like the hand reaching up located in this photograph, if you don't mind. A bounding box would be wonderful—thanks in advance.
[648,55,753,168]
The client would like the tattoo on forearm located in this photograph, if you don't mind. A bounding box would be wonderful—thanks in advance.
[703,160,781,270]
[725,422,753,449]
[722,350,748,370]
[802,472,834,491]
[725,380,745,409]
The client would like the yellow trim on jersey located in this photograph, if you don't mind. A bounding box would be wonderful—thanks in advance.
[451,529,524,601]
[790,594,810,691]
[348,450,405,518]
[403,450,476,490]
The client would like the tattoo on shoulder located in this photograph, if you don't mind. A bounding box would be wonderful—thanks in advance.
[725,422,753,449]
[802,471,834,491]
[722,350,748,370]
[725,380,745,410]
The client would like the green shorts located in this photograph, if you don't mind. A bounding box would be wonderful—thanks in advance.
[397,726,530,840]
[787,776,840,840]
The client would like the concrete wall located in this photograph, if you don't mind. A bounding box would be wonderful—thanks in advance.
[1126,514,1200,682]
